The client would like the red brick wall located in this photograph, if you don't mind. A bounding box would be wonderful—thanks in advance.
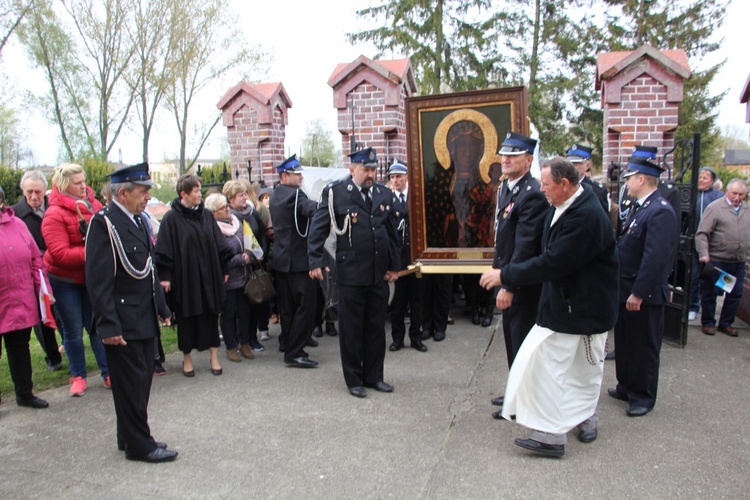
[225,103,285,185]
[603,75,679,168]
[337,82,408,174]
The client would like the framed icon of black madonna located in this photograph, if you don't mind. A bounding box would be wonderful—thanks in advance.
[405,87,528,270]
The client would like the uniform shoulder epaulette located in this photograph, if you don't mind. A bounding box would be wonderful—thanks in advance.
[327,179,346,189]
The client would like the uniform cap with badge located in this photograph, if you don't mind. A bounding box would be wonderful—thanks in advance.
[348,147,378,167]
[631,145,658,161]
[498,132,536,156]
[276,154,304,174]
[623,156,664,178]
[107,162,154,186]
[566,144,593,163]
[387,160,408,177]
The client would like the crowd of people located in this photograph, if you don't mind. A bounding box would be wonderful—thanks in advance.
[1,136,747,462]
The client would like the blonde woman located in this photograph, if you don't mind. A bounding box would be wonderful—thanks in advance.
[41,163,109,396]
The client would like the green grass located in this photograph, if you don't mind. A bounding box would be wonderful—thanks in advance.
[0,326,178,399]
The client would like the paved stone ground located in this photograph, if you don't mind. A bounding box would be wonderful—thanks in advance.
[0,305,748,499]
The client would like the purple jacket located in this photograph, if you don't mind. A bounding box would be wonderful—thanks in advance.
[0,205,51,334]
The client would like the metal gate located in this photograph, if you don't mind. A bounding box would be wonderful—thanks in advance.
[613,134,701,347]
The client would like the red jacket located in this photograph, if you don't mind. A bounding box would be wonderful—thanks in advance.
[41,185,102,284]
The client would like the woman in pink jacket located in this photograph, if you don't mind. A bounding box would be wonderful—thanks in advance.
[0,186,51,409]
[41,163,108,397]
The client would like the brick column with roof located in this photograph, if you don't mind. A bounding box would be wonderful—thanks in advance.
[596,45,691,173]
[328,56,417,174]
[217,82,292,185]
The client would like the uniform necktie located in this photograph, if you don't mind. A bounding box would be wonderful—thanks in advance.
[399,193,405,204]
[362,187,372,211]
[134,214,143,227]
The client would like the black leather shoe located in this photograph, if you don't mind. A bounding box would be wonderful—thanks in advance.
[605,351,616,360]
[306,337,319,347]
[348,386,366,398]
[421,330,433,340]
[481,315,493,327]
[578,428,597,443]
[389,342,403,352]
[627,406,651,417]
[285,356,319,368]
[514,438,564,457]
[492,410,505,420]
[126,446,178,463]
[326,322,338,336]
[410,341,428,352]
[607,388,628,402]
[16,396,49,409]
[471,311,481,325]
[47,362,62,372]
[491,396,504,406]
[366,381,394,393]
[119,441,167,452]
[312,326,323,338]
[433,331,446,341]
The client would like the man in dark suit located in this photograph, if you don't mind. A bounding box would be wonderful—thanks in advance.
[269,155,319,368]
[480,132,548,418]
[566,144,610,214]
[610,155,677,417]
[86,163,177,462]
[11,170,63,371]
[386,160,427,353]
[308,147,401,398]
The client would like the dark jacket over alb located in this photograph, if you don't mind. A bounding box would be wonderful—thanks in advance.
[501,186,620,334]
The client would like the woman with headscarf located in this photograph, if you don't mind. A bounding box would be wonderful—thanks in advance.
[41,163,109,397]
[0,186,52,409]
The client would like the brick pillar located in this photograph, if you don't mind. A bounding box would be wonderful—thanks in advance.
[217,82,292,185]
[596,45,691,171]
[328,56,417,176]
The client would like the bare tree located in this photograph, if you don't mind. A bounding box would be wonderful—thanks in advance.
[126,0,179,163]
[164,0,268,174]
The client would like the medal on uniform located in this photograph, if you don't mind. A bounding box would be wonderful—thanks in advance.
[351,212,358,224]
[504,202,514,218]
[380,204,385,212]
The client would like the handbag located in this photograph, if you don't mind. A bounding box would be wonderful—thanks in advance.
[244,268,276,304]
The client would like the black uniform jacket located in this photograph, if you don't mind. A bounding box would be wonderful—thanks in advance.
[582,176,609,214]
[269,184,318,273]
[492,171,548,293]
[390,190,410,271]
[502,186,620,334]
[308,178,400,287]
[617,190,677,305]
[85,203,170,341]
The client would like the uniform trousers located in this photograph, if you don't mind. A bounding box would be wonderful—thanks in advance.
[276,271,317,361]
[421,274,452,335]
[501,285,541,369]
[105,339,157,458]
[338,281,388,388]
[614,302,664,409]
[390,274,422,345]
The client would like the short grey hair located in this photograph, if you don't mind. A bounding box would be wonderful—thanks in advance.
[204,192,227,212]
[20,170,48,190]
[110,181,139,203]
[727,178,748,193]
[542,157,580,186]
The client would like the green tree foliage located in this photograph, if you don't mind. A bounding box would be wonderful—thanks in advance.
[0,0,32,55]
[348,0,503,94]
[0,164,23,205]
[81,157,114,202]
[298,119,339,167]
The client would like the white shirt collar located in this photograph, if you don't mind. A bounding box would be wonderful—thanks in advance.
[550,185,584,226]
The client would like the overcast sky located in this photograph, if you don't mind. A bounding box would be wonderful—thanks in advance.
[3,0,748,167]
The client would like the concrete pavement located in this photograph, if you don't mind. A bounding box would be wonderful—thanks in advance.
[1,309,749,499]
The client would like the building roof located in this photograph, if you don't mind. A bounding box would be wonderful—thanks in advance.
[741,73,750,104]
[724,149,750,165]
[596,45,691,89]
